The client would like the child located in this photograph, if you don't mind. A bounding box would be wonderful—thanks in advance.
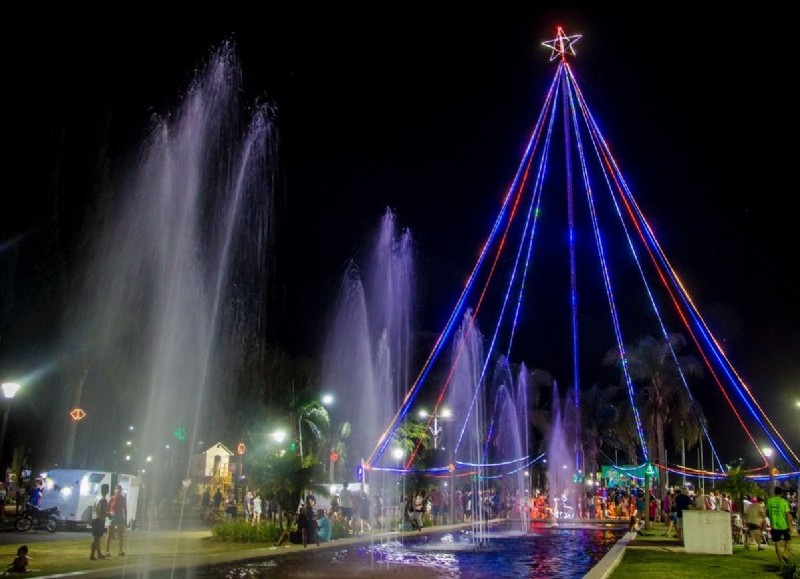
[5,545,30,574]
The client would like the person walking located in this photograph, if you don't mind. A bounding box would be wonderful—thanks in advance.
[251,493,262,526]
[661,489,673,526]
[90,484,110,561]
[104,484,127,557]
[765,486,795,565]
[339,482,353,533]
[743,497,766,550]
[412,489,427,531]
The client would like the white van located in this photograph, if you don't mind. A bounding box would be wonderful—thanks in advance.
[39,469,142,531]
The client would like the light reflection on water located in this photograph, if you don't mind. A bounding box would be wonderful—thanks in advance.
[166,524,624,578]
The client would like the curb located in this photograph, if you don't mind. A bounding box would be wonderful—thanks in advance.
[583,530,637,579]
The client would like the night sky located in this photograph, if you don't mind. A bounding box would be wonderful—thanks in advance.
[4,7,798,467]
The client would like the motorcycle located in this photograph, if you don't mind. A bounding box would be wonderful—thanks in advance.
[14,503,61,533]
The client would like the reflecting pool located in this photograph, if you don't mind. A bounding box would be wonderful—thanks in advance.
[159,523,624,578]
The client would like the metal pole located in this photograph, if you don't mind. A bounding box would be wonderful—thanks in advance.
[449,467,455,524]
[298,414,304,461]
[681,421,686,488]
[329,421,335,485]
[699,438,704,494]
[0,403,9,476]
[768,454,775,496]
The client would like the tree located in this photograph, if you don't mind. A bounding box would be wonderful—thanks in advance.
[603,402,641,465]
[526,368,556,491]
[604,333,704,531]
[250,448,329,525]
[715,464,766,515]
[394,418,435,490]
[604,333,704,484]
[580,383,621,482]
[295,399,330,468]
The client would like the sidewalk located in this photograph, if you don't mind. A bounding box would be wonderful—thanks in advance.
[30,519,484,578]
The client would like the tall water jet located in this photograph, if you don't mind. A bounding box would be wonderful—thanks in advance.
[445,311,490,538]
[49,40,276,540]
[547,381,573,521]
[488,356,530,528]
[320,208,415,480]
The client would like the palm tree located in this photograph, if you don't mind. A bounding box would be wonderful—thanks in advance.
[715,464,766,515]
[603,333,704,484]
[580,383,621,482]
[603,402,641,465]
[527,368,556,447]
[328,420,352,483]
[295,399,331,468]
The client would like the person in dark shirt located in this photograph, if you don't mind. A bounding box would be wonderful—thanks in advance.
[6,545,30,573]
[673,487,694,542]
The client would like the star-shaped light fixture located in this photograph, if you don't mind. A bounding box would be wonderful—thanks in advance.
[542,27,582,61]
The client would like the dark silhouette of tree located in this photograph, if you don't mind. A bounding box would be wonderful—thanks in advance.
[604,332,704,485]
[580,383,621,482]
[715,464,766,515]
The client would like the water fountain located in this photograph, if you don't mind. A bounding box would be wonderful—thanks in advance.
[547,381,575,522]
[48,39,276,554]
[319,207,414,510]
[438,311,493,539]
[488,355,529,527]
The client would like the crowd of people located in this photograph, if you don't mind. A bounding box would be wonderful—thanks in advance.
[572,482,797,566]
[193,476,797,565]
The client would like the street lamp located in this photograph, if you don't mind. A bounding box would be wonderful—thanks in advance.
[321,394,336,483]
[419,407,456,523]
[270,429,287,456]
[418,407,451,451]
[0,382,21,478]
[763,447,775,495]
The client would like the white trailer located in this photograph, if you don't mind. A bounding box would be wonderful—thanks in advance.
[39,469,142,531]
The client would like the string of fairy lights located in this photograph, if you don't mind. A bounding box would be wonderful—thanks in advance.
[364,27,797,489]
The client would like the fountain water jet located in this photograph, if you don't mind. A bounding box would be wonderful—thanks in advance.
[547,381,575,522]
[319,208,414,507]
[50,41,276,546]
[488,356,530,529]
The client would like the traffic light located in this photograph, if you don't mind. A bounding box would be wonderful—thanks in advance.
[330,451,340,462]
[288,441,298,453]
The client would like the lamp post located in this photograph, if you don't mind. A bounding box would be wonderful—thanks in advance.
[393,447,405,526]
[270,429,287,456]
[419,407,455,523]
[0,382,21,479]
[322,394,335,483]
[418,407,451,451]
[763,447,775,495]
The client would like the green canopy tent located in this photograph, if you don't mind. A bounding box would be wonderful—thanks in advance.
[601,463,660,488]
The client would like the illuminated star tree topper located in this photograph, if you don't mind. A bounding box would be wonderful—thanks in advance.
[542,26,582,61]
